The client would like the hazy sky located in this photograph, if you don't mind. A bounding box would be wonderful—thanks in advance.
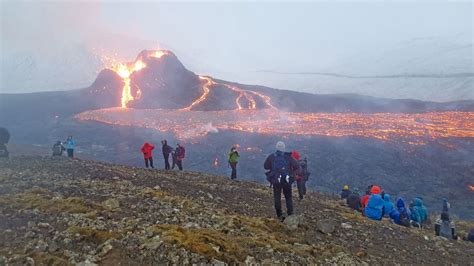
[1,0,473,95]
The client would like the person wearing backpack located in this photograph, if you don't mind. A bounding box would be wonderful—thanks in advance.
[141,142,155,168]
[291,151,309,200]
[435,212,457,240]
[228,146,240,179]
[64,136,76,158]
[52,141,65,156]
[174,143,185,170]
[161,140,173,170]
[264,141,301,221]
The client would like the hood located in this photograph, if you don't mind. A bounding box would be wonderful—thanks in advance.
[143,142,152,148]
[414,197,423,207]
[291,151,300,160]
[396,198,406,209]
[383,194,391,202]
[370,185,381,195]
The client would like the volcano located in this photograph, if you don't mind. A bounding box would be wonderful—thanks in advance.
[87,50,273,111]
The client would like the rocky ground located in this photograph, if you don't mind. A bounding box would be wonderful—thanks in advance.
[0,156,473,265]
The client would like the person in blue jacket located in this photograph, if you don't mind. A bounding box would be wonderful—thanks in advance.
[64,136,76,158]
[383,194,394,217]
[364,185,385,220]
[410,197,428,228]
[390,198,411,227]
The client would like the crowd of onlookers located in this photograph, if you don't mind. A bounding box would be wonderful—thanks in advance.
[341,185,474,242]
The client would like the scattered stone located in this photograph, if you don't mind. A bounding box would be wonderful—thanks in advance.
[102,198,120,210]
[341,223,352,229]
[76,260,98,266]
[35,240,48,252]
[317,219,336,234]
[25,257,35,266]
[283,215,302,230]
[112,176,120,180]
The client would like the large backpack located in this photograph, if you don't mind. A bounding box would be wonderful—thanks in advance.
[399,209,411,227]
[52,144,63,155]
[271,152,290,181]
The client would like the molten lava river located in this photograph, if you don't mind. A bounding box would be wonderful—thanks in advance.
[79,50,474,145]
[76,108,474,145]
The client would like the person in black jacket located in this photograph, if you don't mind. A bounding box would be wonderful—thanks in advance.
[346,189,362,212]
[161,140,173,170]
[264,141,301,221]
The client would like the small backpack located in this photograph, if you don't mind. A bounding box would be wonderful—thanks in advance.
[399,210,411,227]
[271,152,290,181]
[52,144,63,155]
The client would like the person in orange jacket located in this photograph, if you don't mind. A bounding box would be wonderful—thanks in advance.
[141,142,155,168]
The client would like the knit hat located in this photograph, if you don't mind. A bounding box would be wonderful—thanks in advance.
[276,141,286,152]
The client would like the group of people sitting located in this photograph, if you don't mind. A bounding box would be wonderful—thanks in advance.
[340,185,474,241]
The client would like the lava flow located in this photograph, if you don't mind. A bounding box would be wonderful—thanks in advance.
[111,60,146,108]
[76,108,474,145]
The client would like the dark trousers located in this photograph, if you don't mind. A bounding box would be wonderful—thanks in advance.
[273,181,293,218]
[67,149,74,158]
[145,157,154,168]
[164,154,170,170]
[230,162,237,179]
[173,159,183,170]
[297,179,307,199]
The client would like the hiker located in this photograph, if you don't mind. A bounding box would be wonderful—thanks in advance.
[346,189,362,212]
[383,194,395,217]
[390,198,411,227]
[228,146,240,179]
[360,185,373,210]
[64,136,76,158]
[161,140,173,170]
[435,212,457,240]
[291,151,309,200]
[466,229,474,242]
[0,127,10,158]
[264,141,300,221]
[52,141,65,156]
[141,142,155,168]
[340,185,351,199]
[364,185,385,221]
[410,197,428,228]
[173,143,185,171]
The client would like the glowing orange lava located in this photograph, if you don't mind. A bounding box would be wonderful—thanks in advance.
[76,109,474,145]
[182,76,274,111]
[110,60,146,108]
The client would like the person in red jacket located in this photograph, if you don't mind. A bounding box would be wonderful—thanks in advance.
[141,142,155,168]
[173,143,185,171]
[360,185,374,211]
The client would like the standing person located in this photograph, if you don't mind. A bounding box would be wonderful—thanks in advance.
[264,141,301,221]
[174,143,185,171]
[435,212,457,240]
[141,142,155,168]
[52,141,65,156]
[228,146,240,179]
[161,140,173,170]
[291,151,309,200]
[340,185,351,199]
[64,136,76,158]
